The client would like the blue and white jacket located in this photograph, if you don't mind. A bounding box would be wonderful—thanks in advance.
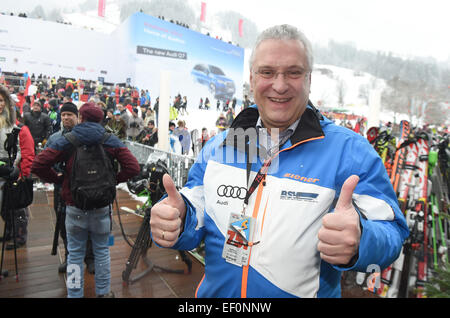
[169,104,409,298]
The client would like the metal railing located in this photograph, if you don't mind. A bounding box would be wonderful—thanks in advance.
[123,141,196,189]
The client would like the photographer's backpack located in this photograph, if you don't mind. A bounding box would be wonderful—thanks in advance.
[64,132,116,210]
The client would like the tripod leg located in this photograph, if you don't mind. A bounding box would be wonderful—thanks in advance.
[10,209,18,282]
[0,220,7,279]
[178,251,192,274]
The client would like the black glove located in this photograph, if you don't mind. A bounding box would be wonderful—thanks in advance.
[0,165,12,178]
[7,167,19,181]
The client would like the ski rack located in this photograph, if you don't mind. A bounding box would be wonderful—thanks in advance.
[360,124,450,298]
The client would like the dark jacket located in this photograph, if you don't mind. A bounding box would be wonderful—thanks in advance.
[31,121,140,206]
[23,110,52,144]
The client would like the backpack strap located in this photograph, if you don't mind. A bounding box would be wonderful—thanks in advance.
[101,132,112,144]
[64,132,111,147]
[64,132,82,147]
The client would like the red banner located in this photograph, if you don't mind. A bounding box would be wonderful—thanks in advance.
[98,0,106,17]
[239,19,243,37]
[200,2,206,22]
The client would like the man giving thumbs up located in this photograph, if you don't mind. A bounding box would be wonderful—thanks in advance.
[149,24,409,298]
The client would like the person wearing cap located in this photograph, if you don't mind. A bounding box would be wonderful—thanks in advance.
[32,102,140,298]
[105,110,127,140]
[23,100,52,150]
[45,102,96,274]
[126,107,144,141]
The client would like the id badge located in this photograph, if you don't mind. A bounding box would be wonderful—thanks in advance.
[222,212,256,267]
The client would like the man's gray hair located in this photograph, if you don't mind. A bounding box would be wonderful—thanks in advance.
[249,24,314,72]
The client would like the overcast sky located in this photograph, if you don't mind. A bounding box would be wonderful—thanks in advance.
[206,0,449,62]
[2,0,449,62]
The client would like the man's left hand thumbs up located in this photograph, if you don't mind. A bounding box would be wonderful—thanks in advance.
[318,175,361,265]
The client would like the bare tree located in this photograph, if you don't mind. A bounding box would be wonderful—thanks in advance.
[29,5,46,20]
[336,77,347,107]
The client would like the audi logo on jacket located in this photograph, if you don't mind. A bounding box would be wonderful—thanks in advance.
[216,185,247,199]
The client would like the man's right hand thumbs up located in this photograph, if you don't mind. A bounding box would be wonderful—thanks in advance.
[150,174,186,247]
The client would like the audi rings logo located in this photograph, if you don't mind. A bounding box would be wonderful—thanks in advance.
[217,185,247,200]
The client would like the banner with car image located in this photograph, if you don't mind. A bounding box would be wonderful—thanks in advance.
[120,12,245,104]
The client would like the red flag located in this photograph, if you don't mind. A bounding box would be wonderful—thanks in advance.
[239,19,244,37]
[24,76,31,96]
[200,2,206,22]
[98,0,106,17]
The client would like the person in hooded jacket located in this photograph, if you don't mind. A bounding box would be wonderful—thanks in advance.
[32,102,140,298]
[23,100,52,149]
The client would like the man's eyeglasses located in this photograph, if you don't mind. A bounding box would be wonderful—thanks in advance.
[253,68,309,80]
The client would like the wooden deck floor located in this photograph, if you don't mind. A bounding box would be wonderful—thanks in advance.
[0,188,204,298]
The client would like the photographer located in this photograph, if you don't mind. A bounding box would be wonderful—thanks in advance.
[126,107,143,141]
[0,85,35,250]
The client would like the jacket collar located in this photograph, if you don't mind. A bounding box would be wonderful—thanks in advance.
[229,100,324,147]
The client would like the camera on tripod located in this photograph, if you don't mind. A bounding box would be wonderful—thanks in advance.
[126,159,169,205]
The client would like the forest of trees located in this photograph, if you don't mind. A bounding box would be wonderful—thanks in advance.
[313,41,449,125]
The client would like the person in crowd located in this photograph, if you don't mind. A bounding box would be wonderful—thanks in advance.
[138,120,158,147]
[200,127,209,148]
[23,100,52,150]
[153,97,159,124]
[168,122,182,154]
[116,103,129,132]
[231,97,237,111]
[215,113,228,132]
[198,97,203,110]
[149,24,409,298]
[48,98,61,134]
[105,110,127,140]
[173,120,191,155]
[216,99,221,111]
[126,107,144,141]
[96,101,108,123]
[0,85,34,251]
[224,99,230,112]
[44,102,96,274]
[103,109,113,127]
[204,97,211,110]
[32,102,140,298]
[225,108,235,127]
[143,107,155,127]
[180,96,188,115]
[243,95,252,109]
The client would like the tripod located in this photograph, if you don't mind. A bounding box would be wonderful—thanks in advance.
[0,181,19,282]
[122,206,192,285]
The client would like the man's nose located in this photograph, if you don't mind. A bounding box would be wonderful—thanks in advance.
[271,73,289,93]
